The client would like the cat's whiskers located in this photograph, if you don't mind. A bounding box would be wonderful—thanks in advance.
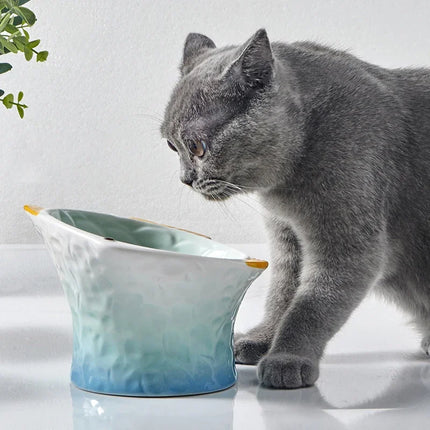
[232,194,269,220]
[201,186,244,229]
[187,185,194,214]
[135,112,164,124]
[215,181,270,219]
[178,180,186,220]
[134,112,166,135]
[231,193,269,220]
[210,195,229,220]
[218,192,262,237]
[189,178,269,228]
[168,168,179,187]
[206,189,240,226]
[193,178,266,218]
[220,199,242,227]
[213,179,260,192]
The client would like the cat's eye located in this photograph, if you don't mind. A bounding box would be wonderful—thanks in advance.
[167,140,178,152]
[189,139,207,157]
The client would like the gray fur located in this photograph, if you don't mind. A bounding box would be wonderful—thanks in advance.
[160,29,430,388]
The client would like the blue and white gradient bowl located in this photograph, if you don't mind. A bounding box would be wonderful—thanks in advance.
[24,205,268,396]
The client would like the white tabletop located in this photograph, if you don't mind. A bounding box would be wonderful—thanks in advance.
[1,244,429,429]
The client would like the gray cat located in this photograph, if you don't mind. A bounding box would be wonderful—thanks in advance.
[160,29,430,389]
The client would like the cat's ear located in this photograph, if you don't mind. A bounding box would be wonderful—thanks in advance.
[180,33,216,76]
[225,29,274,90]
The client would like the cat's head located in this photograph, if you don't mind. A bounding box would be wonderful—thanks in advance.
[160,29,287,200]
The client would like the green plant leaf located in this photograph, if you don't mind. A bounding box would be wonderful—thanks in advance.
[36,50,48,62]
[15,6,36,25]
[23,45,32,60]
[2,92,13,108]
[13,38,24,50]
[13,34,26,51]
[14,35,26,44]
[0,35,18,53]
[0,61,12,73]
[0,1,46,116]
[8,42,17,53]
[12,15,22,26]
[28,39,40,49]
[4,23,19,34]
[0,11,11,32]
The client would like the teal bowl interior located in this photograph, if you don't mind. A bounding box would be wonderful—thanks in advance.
[48,208,246,259]
[27,207,267,396]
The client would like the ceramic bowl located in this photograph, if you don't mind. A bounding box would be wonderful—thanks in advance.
[24,205,268,396]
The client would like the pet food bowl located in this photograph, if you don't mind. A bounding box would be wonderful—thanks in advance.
[24,205,268,396]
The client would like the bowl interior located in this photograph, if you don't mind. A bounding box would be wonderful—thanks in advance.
[47,209,247,259]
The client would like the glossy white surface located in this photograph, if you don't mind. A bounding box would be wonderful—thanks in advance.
[1,245,429,429]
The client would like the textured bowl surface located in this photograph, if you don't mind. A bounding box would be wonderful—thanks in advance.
[25,206,267,396]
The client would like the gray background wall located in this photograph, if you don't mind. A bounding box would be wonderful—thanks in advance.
[2,0,430,244]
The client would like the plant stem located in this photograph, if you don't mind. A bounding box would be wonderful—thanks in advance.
[0,97,26,108]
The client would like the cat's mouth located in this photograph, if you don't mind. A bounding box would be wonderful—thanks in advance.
[192,178,237,201]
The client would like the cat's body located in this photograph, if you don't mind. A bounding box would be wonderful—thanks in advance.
[160,29,430,388]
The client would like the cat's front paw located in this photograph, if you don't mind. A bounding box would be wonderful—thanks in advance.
[234,334,270,365]
[257,352,319,388]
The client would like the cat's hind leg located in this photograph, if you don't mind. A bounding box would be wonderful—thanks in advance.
[414,315,430,356]
[421,336,430,355]
[235,221,301,365]
[378,273,430,356]
[409,289,430,356]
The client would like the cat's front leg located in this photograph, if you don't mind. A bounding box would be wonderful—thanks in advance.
[257,247,382,388]
[235,220,301,364]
